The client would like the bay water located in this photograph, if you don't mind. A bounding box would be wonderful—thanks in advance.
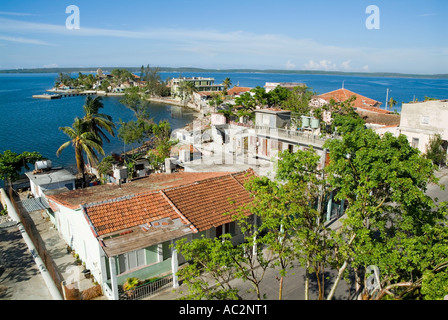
[0,72,447,184]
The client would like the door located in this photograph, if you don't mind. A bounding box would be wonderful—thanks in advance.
[215,225,223,238]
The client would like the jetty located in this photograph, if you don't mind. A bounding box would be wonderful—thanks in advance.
[32,93,62,99]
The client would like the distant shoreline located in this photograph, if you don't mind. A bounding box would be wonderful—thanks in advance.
[1,67,447,79]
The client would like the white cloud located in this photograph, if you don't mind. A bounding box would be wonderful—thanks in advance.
[286,60,296,70]
[43,63,58,68]
[341,59,352,71]
[0,35,53,46]
[304,60,337,71]
[0,11,36,16]
[0,17,446,73]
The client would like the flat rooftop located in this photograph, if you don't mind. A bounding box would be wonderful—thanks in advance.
[25,169,76,186]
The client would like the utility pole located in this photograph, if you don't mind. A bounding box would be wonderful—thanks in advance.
[385,88,390,110]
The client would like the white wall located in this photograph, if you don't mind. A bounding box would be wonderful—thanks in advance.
[50,200,104,285]
[30,180,75,198]
[397,100,448,153]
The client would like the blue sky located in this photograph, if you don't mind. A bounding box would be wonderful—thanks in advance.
[0,0,447,74]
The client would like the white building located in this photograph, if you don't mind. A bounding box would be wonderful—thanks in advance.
[375,100,448,156]
[397,100,448,153]
[25,161,76,198]
[43,170,255,300]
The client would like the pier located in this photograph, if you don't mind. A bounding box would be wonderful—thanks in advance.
[33,90,114,99]
[32,94,62,99]
[45,90,98,98]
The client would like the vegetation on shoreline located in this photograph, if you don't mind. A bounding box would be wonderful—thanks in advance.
[1,66,447,79]
[175,104,448,301]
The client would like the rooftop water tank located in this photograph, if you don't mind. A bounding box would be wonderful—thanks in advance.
[310,118,320,129]
[113,166,128,180]
[301,116,310,128]
[35,160,52,171]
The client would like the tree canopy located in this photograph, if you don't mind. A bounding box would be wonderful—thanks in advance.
[0,150,43,187]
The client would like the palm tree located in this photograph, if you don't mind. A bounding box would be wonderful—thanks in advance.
[223,77,232,95]
[388,97,397,112]
[56,117,105,187]
[82,96,116,144]
[178,80,198,104]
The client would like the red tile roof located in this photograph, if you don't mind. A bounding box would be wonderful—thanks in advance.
[227,86,252,96]
[318,88,388,114]
[50,170,256,237]
[47,171,231,210]
[163,170,254,232]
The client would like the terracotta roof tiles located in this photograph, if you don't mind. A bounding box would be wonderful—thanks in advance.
[55,169,256,238]
[318,88,388,114]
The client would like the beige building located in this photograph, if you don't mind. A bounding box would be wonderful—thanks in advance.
[375,100,448,156]
[397,100,448,154]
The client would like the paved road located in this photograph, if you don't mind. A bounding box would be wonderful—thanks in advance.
[0,222,52,300]
[1,167,446,301]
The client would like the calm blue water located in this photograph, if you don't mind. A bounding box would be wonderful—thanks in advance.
[0,73,196,178]
[160,72,448,112]
[0,72,447,181]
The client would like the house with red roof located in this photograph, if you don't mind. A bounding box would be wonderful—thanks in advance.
[226,86,252,97]
[317,87,385,113]
[311,87,400,128]
[45,169,255,300]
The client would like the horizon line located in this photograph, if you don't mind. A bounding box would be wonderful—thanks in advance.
[0,66,447,78]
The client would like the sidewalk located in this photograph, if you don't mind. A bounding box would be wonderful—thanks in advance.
[150,257,353,301]
[0,219,53,300]
[26,209,107,300]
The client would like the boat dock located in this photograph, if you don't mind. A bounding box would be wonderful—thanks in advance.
[32,90,124,99]
[33,91,98,99]
[32,94,62,99]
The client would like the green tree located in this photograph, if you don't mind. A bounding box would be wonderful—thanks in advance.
[234,92,256,120]
[275,148,336,300]
[120,86,149,118]
[282,85,314,115]
[97,155,115,183]
[178,80,198,104]
[175,235,241,300]
[425,133,446,167]
[117,118,152,153]
[81,96,116,144]
[208,93,223,112]
[0,150,43,188]
[240,175,297,300]
[99,79,110,92]
[146,120,177,171]
[388,97,397,111]
[217,103,236,122]
[223,77,232,95]
[267,86,290,108]
[324,114,447,300]
[56,117,105,188]
[250,86,269,107]
[144,65,163,97]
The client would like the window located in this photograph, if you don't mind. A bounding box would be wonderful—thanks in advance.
[421,116,429,125]
[118,249,146,274]
[412,137,419,148]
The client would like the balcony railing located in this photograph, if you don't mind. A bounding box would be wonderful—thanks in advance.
[118,273,173,300]
[255,126,330,146]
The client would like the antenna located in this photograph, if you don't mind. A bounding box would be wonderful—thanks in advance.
[342,80,345,89]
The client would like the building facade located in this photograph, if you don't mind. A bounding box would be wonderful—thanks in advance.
[395,100,448,155]
[44,170,255,300]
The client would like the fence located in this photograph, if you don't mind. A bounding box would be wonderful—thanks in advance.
[118,274,173,300]
[255,126,329,146]
[7,188,64,298]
